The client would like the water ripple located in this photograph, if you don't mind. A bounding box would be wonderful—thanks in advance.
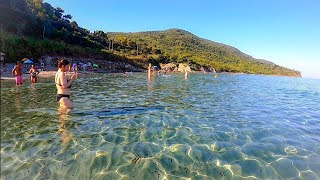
[1,73,320,179]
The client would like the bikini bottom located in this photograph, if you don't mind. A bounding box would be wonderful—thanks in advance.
[56,94,70,101]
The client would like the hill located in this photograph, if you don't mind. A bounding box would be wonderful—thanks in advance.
[106,29,301,76]
[0,1,301,77]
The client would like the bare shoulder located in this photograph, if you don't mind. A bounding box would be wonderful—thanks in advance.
[59,71,67,79]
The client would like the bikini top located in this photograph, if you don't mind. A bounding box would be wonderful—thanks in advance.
[55,71,72,88]
[30,70,38,76]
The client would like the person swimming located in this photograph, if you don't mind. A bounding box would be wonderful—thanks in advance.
[55,60,76,109]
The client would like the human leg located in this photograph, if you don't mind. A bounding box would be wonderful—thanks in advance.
[19,76,23,85]
[31,77,37,83]
[16,76,23,85]
[15,76,19,85]
[59,97,73,109]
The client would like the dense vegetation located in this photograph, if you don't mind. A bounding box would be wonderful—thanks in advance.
[0,0,109,48]
[0,0,301,76]
[107,30,301,76]
[0,32,141,67]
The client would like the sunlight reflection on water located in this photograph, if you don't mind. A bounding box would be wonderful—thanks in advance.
[1,73,320,179]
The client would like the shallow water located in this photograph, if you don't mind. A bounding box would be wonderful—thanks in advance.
[1,73,320,179]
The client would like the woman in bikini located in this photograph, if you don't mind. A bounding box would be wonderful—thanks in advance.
[29,65,40,83]
[55,60,76,109]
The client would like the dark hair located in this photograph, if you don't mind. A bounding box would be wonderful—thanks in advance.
[58,59,70,68]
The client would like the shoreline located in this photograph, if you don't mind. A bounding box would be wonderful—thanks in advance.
[1,68,302,81]
[1,70,59,80]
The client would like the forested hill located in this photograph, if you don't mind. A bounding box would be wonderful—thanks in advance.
[0,0,301,77]
[107,29,300,76]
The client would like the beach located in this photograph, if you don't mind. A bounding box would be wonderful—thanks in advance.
[1,62,59,81]
[1,70,58,80]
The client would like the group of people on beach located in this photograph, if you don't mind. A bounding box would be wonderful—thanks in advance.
[10,59,78,110]
[11,61,40,85]
[11,59,217,112]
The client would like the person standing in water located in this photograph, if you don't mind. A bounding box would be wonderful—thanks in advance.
[148,63,155,82]
[72,63,78,73]
[29,64,40,83]
[148,63,152,77]
[12,61,23,85]
[55,60,76,109]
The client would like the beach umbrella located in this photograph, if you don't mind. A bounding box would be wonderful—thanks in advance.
[21,58,29,61]
[23,59,33,64]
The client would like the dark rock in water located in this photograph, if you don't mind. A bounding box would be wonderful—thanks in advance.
[106,106,162,115]
[75,106,164,117]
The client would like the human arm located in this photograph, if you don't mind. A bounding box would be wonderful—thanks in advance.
[59,72,74,89]
[12,66,16,76]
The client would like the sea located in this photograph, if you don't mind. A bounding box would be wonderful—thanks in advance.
[1,72,319,179]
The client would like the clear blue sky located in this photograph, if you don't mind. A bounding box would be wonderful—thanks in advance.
[45,0,320,78]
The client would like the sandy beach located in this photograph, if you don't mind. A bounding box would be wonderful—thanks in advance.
[1,70,58,80]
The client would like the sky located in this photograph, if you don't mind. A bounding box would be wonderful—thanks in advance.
[45,0,320,79]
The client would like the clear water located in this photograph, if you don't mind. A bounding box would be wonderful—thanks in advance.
[1,73,320,179]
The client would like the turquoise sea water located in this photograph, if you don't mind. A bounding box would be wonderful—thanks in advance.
[1,73,320,179]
